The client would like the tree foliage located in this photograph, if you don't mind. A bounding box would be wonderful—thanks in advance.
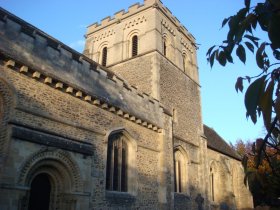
[232,139,280,206]
[207,0,280,176]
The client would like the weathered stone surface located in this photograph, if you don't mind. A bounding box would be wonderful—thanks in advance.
[0,2,253,210]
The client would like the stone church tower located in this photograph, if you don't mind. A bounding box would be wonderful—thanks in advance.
[84,0,207,208]
[0,0,253,209]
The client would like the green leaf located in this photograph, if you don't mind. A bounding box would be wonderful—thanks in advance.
[224,51,233,63]
[268,14,280,49]
[235,77,244,92]
[256,43,266,69]
[273,49,280,60]
[209,50,216,68]
[218,51,227,66]
[206,45,216,56]
[245,41,254,53]
[236,45,246,64]
[244,75,267,123]
[222,18,229,28]
[245,0,250,9]
[259,80,274,131]
[246,76,251,83]
[244,34,260,42]
[251,16,257,29]
[258,12,270,31]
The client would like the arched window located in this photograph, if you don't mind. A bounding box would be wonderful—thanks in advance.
[182,54,186,72]
[106,133,128,192]
[131,35,138,57]
[174,148,188,193]
[210,166,215,201]
[101,47,108,66]
[209,162,220,202]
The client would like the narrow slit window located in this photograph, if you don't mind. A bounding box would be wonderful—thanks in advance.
[183,54,186,72]
[163,41,167,56]
[132,35,138,57]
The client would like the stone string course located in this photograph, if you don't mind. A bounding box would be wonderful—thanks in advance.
[0,54,162,133]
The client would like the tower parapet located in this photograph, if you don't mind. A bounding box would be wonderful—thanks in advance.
[86,0,195,44]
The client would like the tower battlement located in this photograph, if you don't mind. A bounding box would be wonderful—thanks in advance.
[86,0,195,42]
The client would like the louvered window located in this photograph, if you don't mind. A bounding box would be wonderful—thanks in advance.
[132,35,138,57]
[102,47,107,66]
[106,133,128,192]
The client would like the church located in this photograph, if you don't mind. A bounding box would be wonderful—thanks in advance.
[0,0,253,209]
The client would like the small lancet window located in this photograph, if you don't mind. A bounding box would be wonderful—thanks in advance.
[101,47,107,67]
[132,35,138,57]
[106,133,128,192]
[182,54,186,72]
[174,150,184,193]
[210,167,215,201]
[163,41,167,56]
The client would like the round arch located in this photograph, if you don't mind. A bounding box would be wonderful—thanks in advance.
[17,149,83,209]
[97,41,109,66]
[18,148,82,192]
[126,29,140,58]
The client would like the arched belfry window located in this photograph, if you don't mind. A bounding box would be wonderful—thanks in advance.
[132,35,138,57]
[106,133,128,192]
[101,47,108,67]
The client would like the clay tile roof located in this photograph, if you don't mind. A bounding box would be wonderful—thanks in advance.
[203,124,241,161]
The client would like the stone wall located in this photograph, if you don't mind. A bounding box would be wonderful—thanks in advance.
[0,9,173,209]
[159,54,203,146]
[207,148,253,210]
[110,54,154,96]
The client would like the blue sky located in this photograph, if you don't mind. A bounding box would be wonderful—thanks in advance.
[0,0,265,144]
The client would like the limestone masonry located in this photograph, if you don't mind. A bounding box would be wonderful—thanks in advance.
[0,0,253,209]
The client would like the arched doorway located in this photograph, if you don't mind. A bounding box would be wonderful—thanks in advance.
[28,173,51,210]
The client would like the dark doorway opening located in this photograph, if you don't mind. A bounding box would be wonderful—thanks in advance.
[28,173,51,210]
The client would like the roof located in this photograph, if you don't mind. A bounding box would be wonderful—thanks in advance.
[203,125,241,161]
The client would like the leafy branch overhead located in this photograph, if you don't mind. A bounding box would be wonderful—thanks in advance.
[207,0,280,175]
